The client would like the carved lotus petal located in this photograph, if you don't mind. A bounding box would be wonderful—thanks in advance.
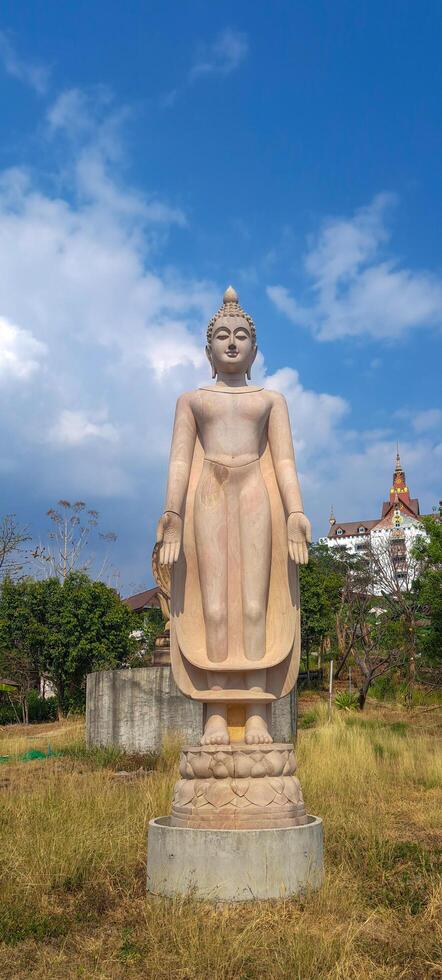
[211,752,234,775]
[190,754,211,778]
[179,758,188,778]
[265,751,285,776]
[263,755,277,775]
[195,794,209,808]
[268,777,284,795]
[211,762,231,779]
[234,753,252,778]
[245,780,276,806]
[283,777,301,803]
[194,779,210,797]
[232,794,251,808]
[231,778,249,797]
[285,754,296,775]
[283,757,294,776]
[250,751,264,763]
[273,793,288,806]
[221,754,234,776]
[205,780,235,808]
[250,761,268,778]
[173,780,195,806]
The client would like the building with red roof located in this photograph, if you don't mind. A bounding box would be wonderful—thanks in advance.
[322,450,429,589]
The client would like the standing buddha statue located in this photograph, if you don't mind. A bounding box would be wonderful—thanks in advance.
[156,286,311,749]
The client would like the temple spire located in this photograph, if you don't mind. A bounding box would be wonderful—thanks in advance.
[390,443,410,504]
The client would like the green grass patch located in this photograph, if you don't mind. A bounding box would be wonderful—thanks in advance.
[344,715,408,736]
[58,740,158,771]
[299,709,318,729]
[0,907,70,945]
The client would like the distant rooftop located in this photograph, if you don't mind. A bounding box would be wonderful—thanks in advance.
[122,586,160,612]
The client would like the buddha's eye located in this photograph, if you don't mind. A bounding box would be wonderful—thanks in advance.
[214,331,230,341]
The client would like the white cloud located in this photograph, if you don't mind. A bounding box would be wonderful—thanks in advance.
[0,88,218,513]
[261,366,349,457]
[47,88,186,227]
[0,316,46,379]
[267,194,442,341]
[190,29,249,79]
[50,410,119,446]
[412,408,442,433]
[142,324,206,379]
[0,31,49,94]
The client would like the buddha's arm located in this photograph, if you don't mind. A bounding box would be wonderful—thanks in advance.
[268,393,304,515]
[157,394,196,566]
[164,393,197,515]
[268,393,311,564]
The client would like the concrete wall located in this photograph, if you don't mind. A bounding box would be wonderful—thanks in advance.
[86,666,203,754]
[271,687,298,743]
[86,667,298,754]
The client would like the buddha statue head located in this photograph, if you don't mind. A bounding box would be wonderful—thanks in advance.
[206,286,257,380]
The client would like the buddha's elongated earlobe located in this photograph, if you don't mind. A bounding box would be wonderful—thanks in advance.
[247,345,257,381]
[205,344,216,379]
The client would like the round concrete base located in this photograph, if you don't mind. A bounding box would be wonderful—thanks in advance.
[146,814,323,901]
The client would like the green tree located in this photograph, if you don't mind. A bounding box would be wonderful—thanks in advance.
[415,514,442,669]
[0,577,45,722]
[299,544,346,673]
[334,535,425,709]
[37,572,136,714]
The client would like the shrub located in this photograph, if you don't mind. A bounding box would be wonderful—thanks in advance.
[0,703,19,725]
[0,691,58,726]
[27,690,58,723]
[370,673,402,702]
[335,690,359,711]
[299,709,318,729]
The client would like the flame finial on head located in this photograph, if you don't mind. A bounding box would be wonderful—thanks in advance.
[223,285,238,304]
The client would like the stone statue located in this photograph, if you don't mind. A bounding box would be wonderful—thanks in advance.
[157,287,311,752]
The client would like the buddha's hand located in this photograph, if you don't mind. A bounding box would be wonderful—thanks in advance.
[287,512,311,565]
[156,511,183,566]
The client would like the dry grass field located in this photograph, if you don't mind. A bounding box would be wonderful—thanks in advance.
[0,698,441,979]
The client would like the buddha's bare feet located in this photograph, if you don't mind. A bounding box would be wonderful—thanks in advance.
[201,713,230,746]
[245,714,273,745]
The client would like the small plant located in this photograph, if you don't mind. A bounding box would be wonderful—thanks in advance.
[335,690,359,711]
[299,709,318,729]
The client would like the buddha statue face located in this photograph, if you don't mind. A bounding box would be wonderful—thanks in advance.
[206,287,257,380]
[208,315,256,377]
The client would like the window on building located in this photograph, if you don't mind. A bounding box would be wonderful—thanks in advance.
[358,526,366,534]
[336,528,344,536]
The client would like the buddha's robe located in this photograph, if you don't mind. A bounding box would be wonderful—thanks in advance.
[170,433,300,705]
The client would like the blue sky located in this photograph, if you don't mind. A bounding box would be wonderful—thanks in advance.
[0,1,441,593]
